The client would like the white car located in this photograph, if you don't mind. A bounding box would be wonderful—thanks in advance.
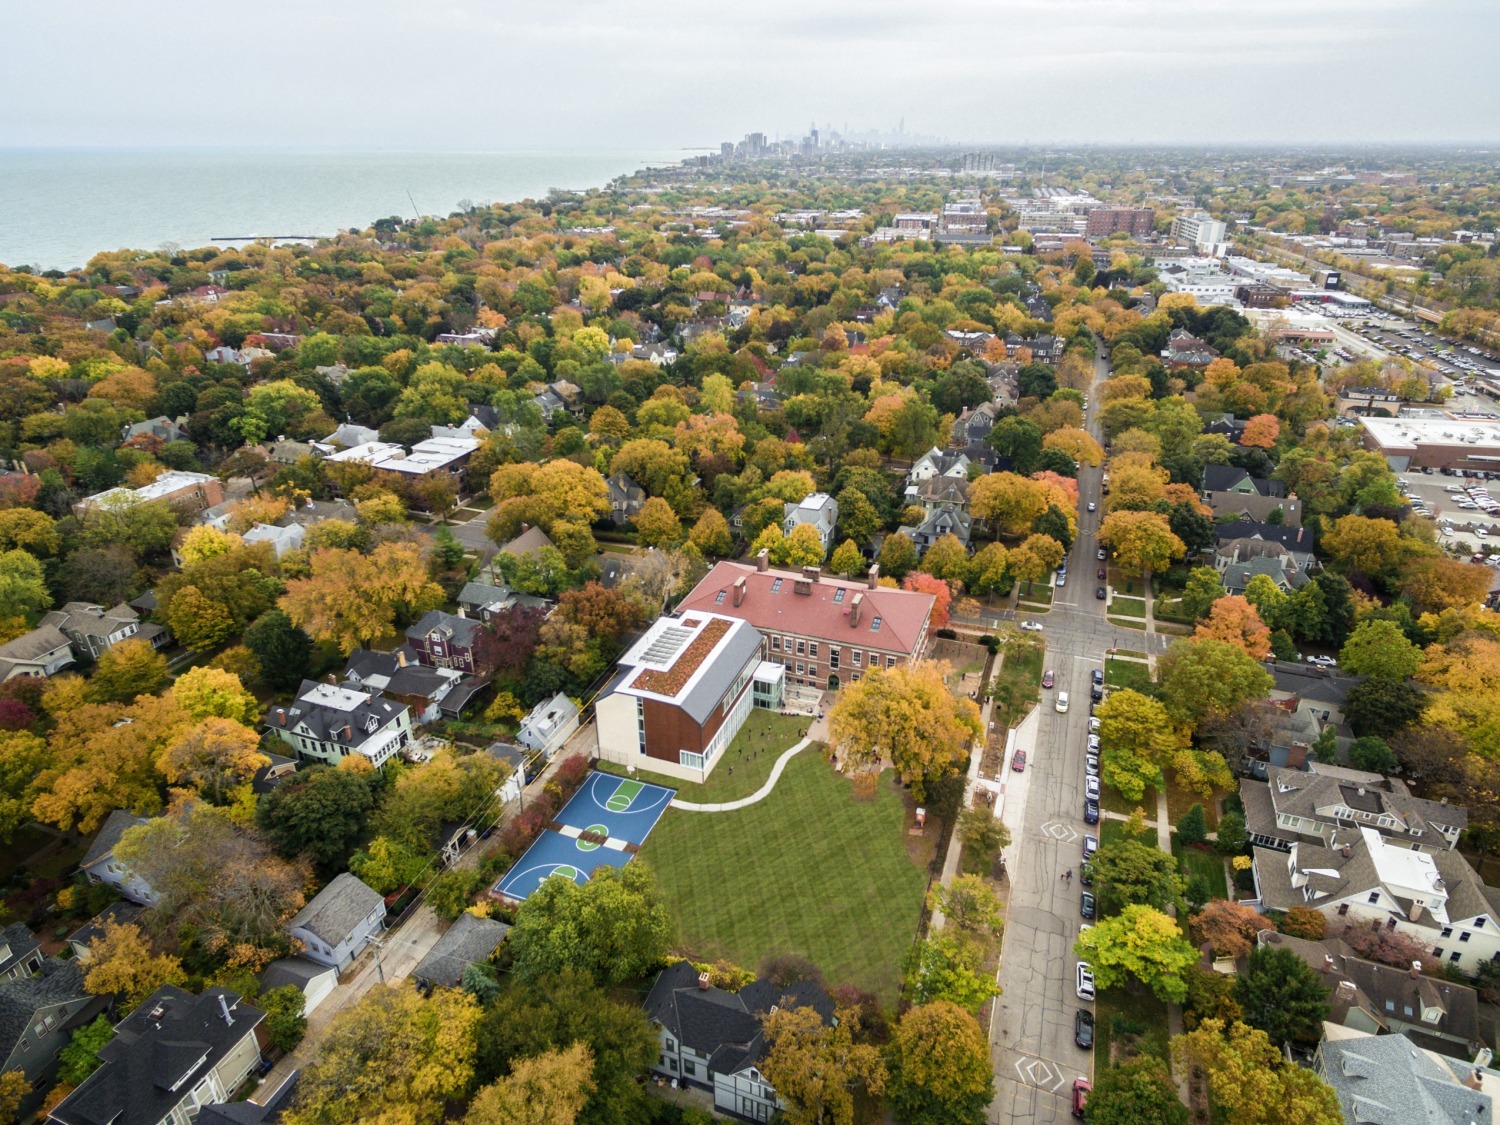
[1085,776,1101,801]
[1089,717,1101,732]
[1306,655,1338,668]
[1076,962,1096,1001]
[1479,528,1491,539]
[1087,735,1101,751]
[1020,620,1044,633]
[1057,692,1070,714]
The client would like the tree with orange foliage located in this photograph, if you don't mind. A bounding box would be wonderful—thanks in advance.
[1240,414,1281,449]
[1194,595,1272,660]
[1192,900,1272,959]
[902,572,953,630]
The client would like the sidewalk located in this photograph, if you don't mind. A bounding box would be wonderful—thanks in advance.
[929,694,998,930]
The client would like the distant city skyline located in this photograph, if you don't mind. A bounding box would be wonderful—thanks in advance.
[3,0,1497,149]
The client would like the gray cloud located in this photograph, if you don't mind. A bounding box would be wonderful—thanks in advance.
[2,0,1495,147]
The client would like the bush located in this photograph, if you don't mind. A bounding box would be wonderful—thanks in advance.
[980,634,1001,654]
[258,984,308,1053]
[553,753,590,794]
[1215,811,1247,855]
[1233,867,1257,893]
[935,627,958,640]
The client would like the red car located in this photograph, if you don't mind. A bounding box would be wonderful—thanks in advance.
[1071,1077,1091,1118]
[1042,669,1055,688]
[1012,750,1027,772]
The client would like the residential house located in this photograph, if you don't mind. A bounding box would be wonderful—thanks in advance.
[456,581,548,621]
[782,492,838,553]
[906,447,971,490]
[1028,333,1064,363]
[286,874,386,972]
[913,474,970,513]
[1314,1030,1494,1125]
[241,522,304,559]
[548,380,582,412]
[1257,930,1483,1058]
[265,438,315,466]
[42,601,167,660]
[251,752,299,797]
[1,961,110,1119]
[1212,520,1310,551]
[676,557,937,691]
[497,525,554,560]
[342,649,469,724]
[644,960,838,1123]
[405,610,483,674]
[259,957,338,1017]
[121,416,190,445]
[1207,492,1303,525]
[632,343,679,366]
[1202,464,1286,501]
[1229,667,1362,777]
[1215,536,1317,593]
[737,381,779,411]
[950,402,999,446]
[901,505,973,553]
[596,612,773,782]
[197,1071,300,1125]
[412,914,510,990]
[607,472,647,523]
[80,810,157,905]
[266,681,414,769]
[0,924,43,982]
[0,625,77,681]
[516,693,580,760]
[48,985,265,1125]
[312,422,380,453]
[74,471,225,517]
[1252,825,1500,973]
[484,743,533,806]
[1161,328,1220,370]
[533,388,567,420]
[322,436,478,492]
[1243,764,1467,855]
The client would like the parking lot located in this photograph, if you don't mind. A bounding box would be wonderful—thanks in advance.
[1401,473,1500,561]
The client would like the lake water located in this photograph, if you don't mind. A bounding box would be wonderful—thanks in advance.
[0,148,689,271]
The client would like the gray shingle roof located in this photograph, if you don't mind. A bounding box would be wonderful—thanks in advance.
[0,623,71,662]
[407,610,483,649]
[260,957,334,993]
[1255,766,1466,849]
[0,922,40,979]
[287,874,384,946]
[412,914,510,988]
[1318,1033,1492,1125]
[81,810,148,870]
[268,680,409,752]
[0,959,89,1058]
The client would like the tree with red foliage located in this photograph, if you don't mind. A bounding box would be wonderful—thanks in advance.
[471,605,546,680]
[0,474,41,508]
[0,698,33,731]
[902,572,953,630]
[1335,923,1438,971]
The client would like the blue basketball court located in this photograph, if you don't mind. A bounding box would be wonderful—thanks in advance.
[492,771,676,902]
[551,772,676,846]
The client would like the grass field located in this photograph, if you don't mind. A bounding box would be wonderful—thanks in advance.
[1109,596,1147,618]
[596,711,810,805]
[637,751,928,1003]
[1108,617,1148,630]
[1173,834,1229,900]
[1100,782,1155,818]
[1104,657,1154,694]
[1095,985,1171,1066]
[1017,582,1054,607]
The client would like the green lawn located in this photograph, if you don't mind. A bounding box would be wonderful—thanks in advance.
[1152,596,1198,626]
[988,634,1046,728]
[596,711,811,805]
[1017,582,1054,606]
[1173,834,1229,901]
[1100,782,1155,818]
[1109,596,1147,618]
[637,751,928,1003]
[1104,657,1154,694]
[1108,617,1148,630]
[1095,985,1171,1066]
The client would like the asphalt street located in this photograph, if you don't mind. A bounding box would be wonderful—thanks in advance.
[987,348,1152,1123]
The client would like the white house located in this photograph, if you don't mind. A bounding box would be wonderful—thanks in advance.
[782,492,838,553]
[266,680,414,768]
[79,811,158,906]
[1254,825,1500,974]
[516,692,579,759]
[286,873,386,972]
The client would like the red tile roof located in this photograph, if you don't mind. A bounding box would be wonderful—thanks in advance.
[677,562,934,658]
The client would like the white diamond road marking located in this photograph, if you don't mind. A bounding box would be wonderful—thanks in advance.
[1012,1055,1067,1093]
[1040,821,1078,843]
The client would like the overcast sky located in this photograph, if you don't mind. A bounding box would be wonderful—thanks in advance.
[4,0,1497,149]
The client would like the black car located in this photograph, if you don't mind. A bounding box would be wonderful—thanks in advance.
[1084,799,1100,824]
[1075,1009,1095,1049]
[1090,685,1104,702]
[1092,668,1104,686]
[1095,586,1107,600]
[1080,891,1096,919]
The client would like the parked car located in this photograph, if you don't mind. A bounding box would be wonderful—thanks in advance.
[1085,754,1099,776]
[1080,892,1096,920]
[1087,734,1101,751]
[1056,572,1067,587]
[1090,685,1104,702]
[1079,863,1093,886]
[1095,585,1107,600]
[1306,655,1338,668]
[1072,1078,1091,1119]
[1057,692,1070,713]
[1042,669,1055,688]
[1089,717,1101,732]
[1021,620,1044,632]
[1083,834,1099,861]
[1086,501,1097,513]
[1097,548,1107,560]
[1012,749,1027,773]
[1092,668,1104,685]
[1085,776,1100,801]
[1096,567,1106,579]
[1084,799,1099,824]
[1075,1008,1095,1048]
[1076,962,1096,1000]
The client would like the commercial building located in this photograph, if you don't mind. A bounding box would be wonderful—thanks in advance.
[1358,415,1500,473]
[596,611,777,782]
[323,435,478,483]
[1170,211,1227,252]
[1085,208,1155,237]
[676,557,936,691]
[74,471,224,517]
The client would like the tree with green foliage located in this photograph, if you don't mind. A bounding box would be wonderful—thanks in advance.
[828,538,865,577]
[473,967,659,1125]
[1084,1056,1189,1125]
[834,486,881,547]
[1031,504,1075,551]
[1157,639,1274,732]
[1177,803,1208,847]
[58,1014,114,1085]
[1172,1019,1343,1125]
[258,768,375,870]
[1075,904,1199,1002]
[509,861,669,987]
[244,609,316,691]
[1339,618,1422,680]
[1348,735,1398,773]
[958,806,1011,868]
[886,1002,993,1125]
[1181,566,1227,620]
[1088,836,1188,917]
[427,868,485,920]
[1216,810,1247,855]
[1345,675,1427,738]
[1234,946,1331,1045]
[928,875,1001,935]
[904,933,998,1012]
[761,1003,886,1125]
[259,984,310,1052]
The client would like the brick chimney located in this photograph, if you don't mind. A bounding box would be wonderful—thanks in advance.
[275,708,286,726]
[756,549,770,573]
[697,971,712,991]
[802,566,821,583]
[867,563,880,589]
[849,593,864,628]
[733,576,746,606]
[397,650,407,668]
[1410,960,1422,978]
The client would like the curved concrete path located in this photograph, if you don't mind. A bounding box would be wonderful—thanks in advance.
[669,738,814,812]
